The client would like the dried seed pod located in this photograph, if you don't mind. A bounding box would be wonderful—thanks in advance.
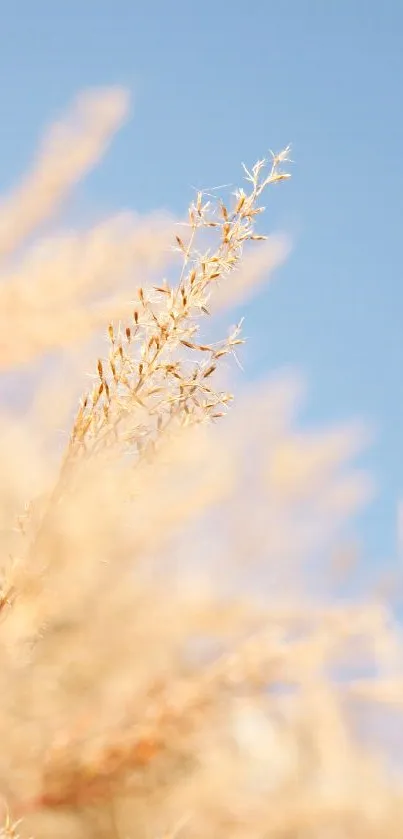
[175,235,186,252]
[236,191,246,213]
[203,364,216,379]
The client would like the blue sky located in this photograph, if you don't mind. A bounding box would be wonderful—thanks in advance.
[0,1,402,569]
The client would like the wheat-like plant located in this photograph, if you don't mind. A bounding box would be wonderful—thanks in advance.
[52,151,291,481]
[1,147,291,616]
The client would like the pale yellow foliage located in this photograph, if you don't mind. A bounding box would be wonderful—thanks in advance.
[0,90,401,839]
[0,88,129,259]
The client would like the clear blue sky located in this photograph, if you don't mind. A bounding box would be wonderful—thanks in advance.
[0,1,402,568]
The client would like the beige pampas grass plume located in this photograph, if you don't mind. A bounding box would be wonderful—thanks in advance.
[2,90,403,839]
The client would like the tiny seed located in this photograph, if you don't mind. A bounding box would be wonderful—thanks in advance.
[203,364,216,379]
